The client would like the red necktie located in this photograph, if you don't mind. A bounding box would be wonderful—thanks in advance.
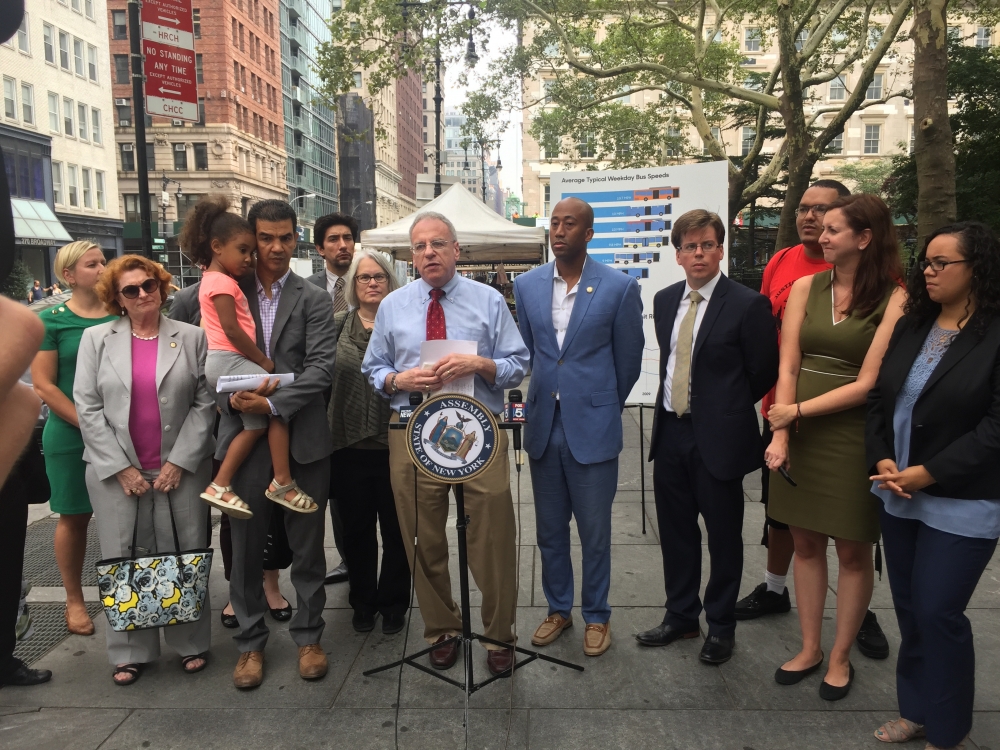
[426,289,446,340]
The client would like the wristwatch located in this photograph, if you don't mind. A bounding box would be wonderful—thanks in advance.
[388,372,399,394]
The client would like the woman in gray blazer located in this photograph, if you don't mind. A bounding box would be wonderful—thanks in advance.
[74,255,216,686]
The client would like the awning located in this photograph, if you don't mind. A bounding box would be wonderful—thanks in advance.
[11,199,74,246]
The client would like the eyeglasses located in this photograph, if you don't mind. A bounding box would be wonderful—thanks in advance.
[411,239,452,254]
[794,204,829,217]
[119,278,159,299]
[679,241,720,254]
[356,273,389,285]
[919,258,972,272]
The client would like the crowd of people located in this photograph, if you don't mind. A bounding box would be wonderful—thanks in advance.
[0,183,997,749]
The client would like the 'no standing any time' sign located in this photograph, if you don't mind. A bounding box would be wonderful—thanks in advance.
[141,0,198,121]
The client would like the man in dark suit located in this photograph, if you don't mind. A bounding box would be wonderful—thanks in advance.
[635,209,778,665]
[306,212,359,584]
[217,200,338,689]
[167,281,202,326]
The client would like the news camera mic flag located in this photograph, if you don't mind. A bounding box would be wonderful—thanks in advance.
[400,391,423,424]
[505,389,526,452]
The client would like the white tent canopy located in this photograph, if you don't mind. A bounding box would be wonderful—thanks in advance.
[360,183,545,263]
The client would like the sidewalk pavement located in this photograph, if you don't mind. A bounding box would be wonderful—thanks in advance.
[3,409,999,749]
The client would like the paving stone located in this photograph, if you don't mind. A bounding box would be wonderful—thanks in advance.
[0,708,127,750]
[972,712,1000,748]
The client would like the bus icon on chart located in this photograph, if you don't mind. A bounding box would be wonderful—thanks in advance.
[626,219,670,233]
[634,187,680,201]
[621,268,649,280]
[622,237,665,249]
[614,252,661,264]
[631,204,672,218]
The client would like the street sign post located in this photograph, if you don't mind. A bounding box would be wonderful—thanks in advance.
[141,0,198,122]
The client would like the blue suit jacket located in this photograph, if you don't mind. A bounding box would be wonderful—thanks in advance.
[513,259,644,464]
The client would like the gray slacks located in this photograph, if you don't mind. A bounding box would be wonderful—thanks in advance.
[229,437,329,653]
[87,459,213,665]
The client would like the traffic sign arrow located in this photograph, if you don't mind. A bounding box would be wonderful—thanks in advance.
[158,15,180,24]
[159,87,182,95]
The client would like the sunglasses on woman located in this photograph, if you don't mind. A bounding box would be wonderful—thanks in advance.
[119,278,159,299]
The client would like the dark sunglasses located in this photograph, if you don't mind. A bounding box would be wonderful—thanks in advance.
[119,278,159,299]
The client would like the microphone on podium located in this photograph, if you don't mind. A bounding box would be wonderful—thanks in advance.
[399,391,424,424]
[504,389,526,458]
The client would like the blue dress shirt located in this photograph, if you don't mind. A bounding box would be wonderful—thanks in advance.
[362,273,529,415]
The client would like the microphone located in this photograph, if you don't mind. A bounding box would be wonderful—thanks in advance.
[391,391,424,430]
[505,389,526,455]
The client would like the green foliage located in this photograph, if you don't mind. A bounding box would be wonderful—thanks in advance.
[836,158,895,199]
[887,40,1000,233]
[0,259,33,301]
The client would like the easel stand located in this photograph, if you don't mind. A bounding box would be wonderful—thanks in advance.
[364,426,584,694]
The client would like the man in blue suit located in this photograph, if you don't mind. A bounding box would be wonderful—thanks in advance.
[513,197,643,657]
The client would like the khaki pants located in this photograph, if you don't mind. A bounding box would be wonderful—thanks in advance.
[388,413,517,649]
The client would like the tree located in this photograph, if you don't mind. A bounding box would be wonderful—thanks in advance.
[835,157,895,198]
[0,259,33,301]
[887,39,1000,235]
[313,0,914,250]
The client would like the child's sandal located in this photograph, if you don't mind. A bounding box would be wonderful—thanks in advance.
[265,479,318,514]
[200,482,254,519]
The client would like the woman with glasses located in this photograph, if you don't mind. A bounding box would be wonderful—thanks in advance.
[868,222,1000,749]
[74,255,216,685]
[764,194,906,700]
[328,249,410,635]
[31,241,116,637]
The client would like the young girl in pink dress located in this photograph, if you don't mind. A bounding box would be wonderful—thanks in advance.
[178,195,317,518]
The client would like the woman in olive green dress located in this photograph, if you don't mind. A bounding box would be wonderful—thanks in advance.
[30,241,116,636]
[765,195,906,700]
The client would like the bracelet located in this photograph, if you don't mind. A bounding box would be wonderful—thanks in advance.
[387,372,399,395]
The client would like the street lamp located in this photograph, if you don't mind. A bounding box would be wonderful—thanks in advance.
[159,172,183,237]
[291,192,317,206]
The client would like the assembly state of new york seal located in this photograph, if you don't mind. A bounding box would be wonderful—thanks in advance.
[406,394,499,484]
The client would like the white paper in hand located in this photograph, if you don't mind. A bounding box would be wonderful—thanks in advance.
[215,372,295,393]
[420,340,477,398]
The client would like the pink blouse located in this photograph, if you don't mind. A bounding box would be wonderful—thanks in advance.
[129,337,162,470]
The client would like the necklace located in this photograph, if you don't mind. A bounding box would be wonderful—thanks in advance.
[131,329,159,340]
[358,313,376,323]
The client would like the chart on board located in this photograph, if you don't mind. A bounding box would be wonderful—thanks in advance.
[550,161,730,406]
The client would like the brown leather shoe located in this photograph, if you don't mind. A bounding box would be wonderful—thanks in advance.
[298,644,328,680]
[429,634,459,670]
[486,647,514,677]
[233,651,264,689]
[531,613,573,646]
[583,622,611,657]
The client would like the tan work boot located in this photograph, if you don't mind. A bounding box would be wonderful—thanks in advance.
[233,651,264,689]
[583,622,611,656]
[531,613,573,646]
[298,644,328,680]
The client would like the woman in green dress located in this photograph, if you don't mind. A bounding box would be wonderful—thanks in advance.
[30,241,116,636]
[764,195,906,700]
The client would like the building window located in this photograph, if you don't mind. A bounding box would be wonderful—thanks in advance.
[948,25,962,41]
[197,98,205,126]
[239,23,244,52]
[112,10,127,39]
[3,78,15,120]
[196,54,203,84]
[91,107,101,143]
[829,75,846,100]
[71,0,81,12]
[795,30,808,52]
[87,45,98,82]
[353,72,362,88]
[976,26,991,48]
[145,142,155,170]
[124,194,146,222]
[63,98,75,135]
[744,27,761,52]
[543,183,550,216]
[114,55,129,84]
[827,130,844,154]
[866,73,883,100]
[77,103,88,140]
[84,0,94,19]
[95,171,105,210]
[52,161,63,204]
[173,144,188,170]
[864,123,881,154]
[577,132,596,158]
[232,18,237,46]
[43,24,55,63]
[703,126,721,155]
[48,92,59,131]
[20,84,34,124]
[193,142,208,170]
[233,61,240,87]
[193,9,201,39]
[67,165,78,206]
[117,101,131,126]
[59,32,70,69]
[741,126,756,156]
[910,123,916,154]
[73,38,85,76]
[16,15,29,53]
[119,143,135,171]
[82,168,92,208]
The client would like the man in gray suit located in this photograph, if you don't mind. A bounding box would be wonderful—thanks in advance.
[167,281,201,326]
[218,200,338,689]
[306,212,359,585]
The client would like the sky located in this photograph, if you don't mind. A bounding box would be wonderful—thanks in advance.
[441,22,524,203]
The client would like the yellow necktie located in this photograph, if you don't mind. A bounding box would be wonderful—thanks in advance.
[671,290,704,416]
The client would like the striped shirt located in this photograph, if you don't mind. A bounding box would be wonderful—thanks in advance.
[255,268,291,358]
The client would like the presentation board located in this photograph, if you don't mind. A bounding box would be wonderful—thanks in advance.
[550,161,730,406]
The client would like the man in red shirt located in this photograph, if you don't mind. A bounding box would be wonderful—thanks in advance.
[734,179,889,660]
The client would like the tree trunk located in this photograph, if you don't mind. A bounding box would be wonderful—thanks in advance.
[911,0,957,249]
[727,167,747,231]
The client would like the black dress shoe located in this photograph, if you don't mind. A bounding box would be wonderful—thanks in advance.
[856,610,889,659]
[775,652,824,685]
[269,603,292,622]
[699,635,735,664]
[0,658,52,686]
[352,610,376,633]
[819,662,855,701]
[220,608,239,629]
[382,612,406,635]
[734,582,791,620]
[324,563,349,585]
[635,622,700,647]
